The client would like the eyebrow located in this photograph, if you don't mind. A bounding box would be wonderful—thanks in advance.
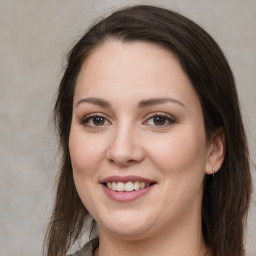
[76,97,111,108]
[138,98,185,108]
[75,97,185,109]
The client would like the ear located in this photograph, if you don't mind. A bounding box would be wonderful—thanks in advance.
[205,128,226,175]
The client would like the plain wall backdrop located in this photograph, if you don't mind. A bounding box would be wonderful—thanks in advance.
[0,0,255,255]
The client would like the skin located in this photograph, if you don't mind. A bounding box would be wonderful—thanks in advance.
[69,40,225,256]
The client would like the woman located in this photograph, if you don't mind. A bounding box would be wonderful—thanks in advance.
[44,5,252,256]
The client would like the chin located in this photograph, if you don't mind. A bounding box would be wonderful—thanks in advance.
[97,210,155,239]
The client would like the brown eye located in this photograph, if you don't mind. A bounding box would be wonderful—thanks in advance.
[93,117,105,126]
[82,115,111,128]
[153,116,166,126]
[143,114,175,127]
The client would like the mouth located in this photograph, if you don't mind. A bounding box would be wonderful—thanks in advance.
[104,181,154,192]
[100,175,157,192]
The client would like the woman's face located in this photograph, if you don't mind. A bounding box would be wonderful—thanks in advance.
[69,40,213,239]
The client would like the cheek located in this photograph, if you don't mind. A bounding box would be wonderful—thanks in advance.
[69,127,105,176]
[69,127,104,210]
[145,128,207,218]
[146,126,207,177]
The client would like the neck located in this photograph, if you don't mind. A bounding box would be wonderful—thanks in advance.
[95,231,207,256]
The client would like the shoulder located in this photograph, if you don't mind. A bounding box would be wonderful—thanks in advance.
[67,237,99,256]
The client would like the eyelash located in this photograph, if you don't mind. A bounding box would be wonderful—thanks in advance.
[143,113,176,127]
[81,112,176,128]
[81,114,111,128]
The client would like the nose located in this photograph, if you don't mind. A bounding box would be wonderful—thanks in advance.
[106,124,145,167]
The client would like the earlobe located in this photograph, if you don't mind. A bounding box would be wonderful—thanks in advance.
[205,128,226,175]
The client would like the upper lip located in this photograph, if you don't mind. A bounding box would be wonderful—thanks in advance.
[100,175,156,184]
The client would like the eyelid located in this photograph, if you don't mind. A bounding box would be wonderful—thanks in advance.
[143,112,176,126]
[81,113,112,127]
[80,112,176,128]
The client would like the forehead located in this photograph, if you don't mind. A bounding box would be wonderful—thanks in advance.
[74,40,199,108]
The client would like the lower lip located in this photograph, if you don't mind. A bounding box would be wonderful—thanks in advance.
[101,184,155,202]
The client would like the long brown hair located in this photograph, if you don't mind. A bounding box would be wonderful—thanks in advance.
[44,5,252,256]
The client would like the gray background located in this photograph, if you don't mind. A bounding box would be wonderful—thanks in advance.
[0,0,255,255]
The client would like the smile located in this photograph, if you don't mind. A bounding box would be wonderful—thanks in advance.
[105,181,151,192]
[100,175,156,202]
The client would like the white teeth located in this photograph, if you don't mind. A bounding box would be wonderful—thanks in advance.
[111,182,117,190]
[134,181,140,191]
[125,181,134,192]
[117,182,125,191]
[106,182,112,189]
[106,181,151,191]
